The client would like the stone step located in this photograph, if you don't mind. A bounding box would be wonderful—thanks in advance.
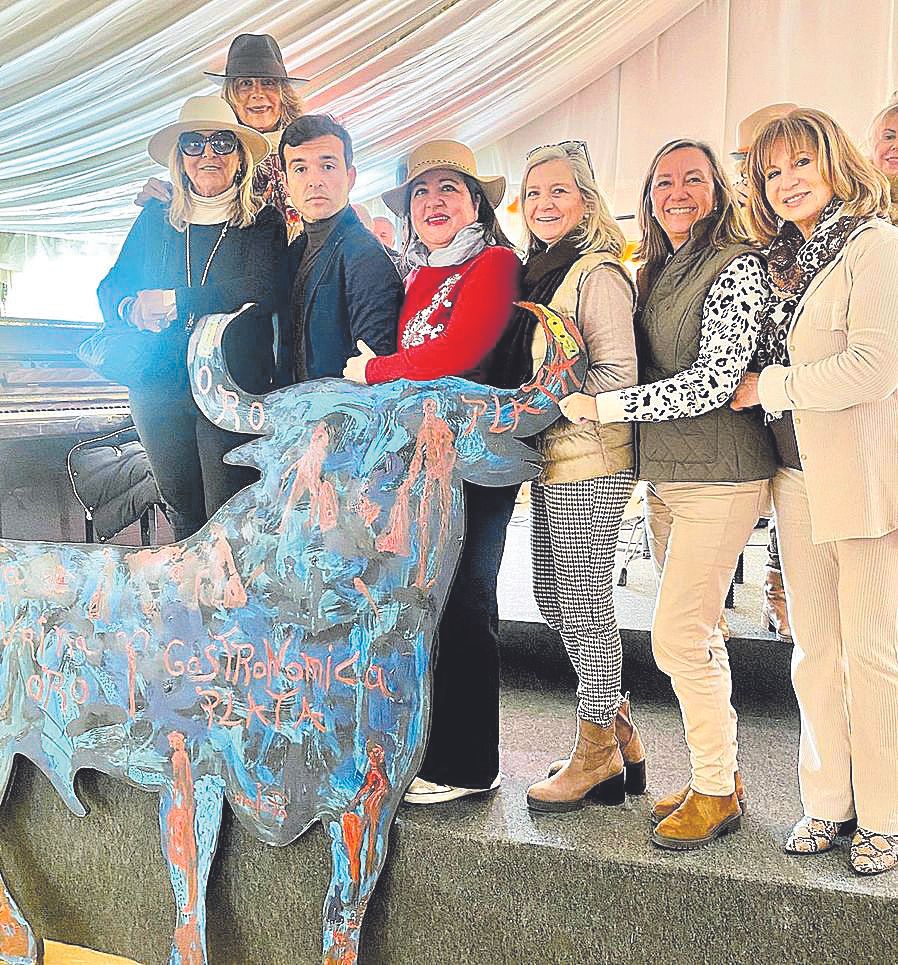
[499,619,796,708]
[1,683,893,965]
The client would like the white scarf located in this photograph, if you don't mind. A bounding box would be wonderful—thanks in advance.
[187,182,239,225]
[406,222,488,269]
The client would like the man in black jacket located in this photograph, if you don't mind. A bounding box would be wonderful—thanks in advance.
[280,115,402,382]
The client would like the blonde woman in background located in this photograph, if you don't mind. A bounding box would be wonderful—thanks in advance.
[869,94,898,222]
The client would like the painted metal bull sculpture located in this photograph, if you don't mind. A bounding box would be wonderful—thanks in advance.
[0,301,585,964]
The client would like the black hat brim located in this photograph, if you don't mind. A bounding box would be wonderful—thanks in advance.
[204,71,310,85]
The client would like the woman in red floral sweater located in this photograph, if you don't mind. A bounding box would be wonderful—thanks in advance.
[344,139,521,804]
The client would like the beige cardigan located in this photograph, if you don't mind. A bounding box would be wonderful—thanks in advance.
[758,218,898,543]
[531,253,637,485]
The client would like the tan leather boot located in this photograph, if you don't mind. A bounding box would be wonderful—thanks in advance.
[761,566,792,641]
[527,719,624,812]
[614,693,647,794]
[651,789,742,850]
[546,694,647,794]
[652,771,746,825]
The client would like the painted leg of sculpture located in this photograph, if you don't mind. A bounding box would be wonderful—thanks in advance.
[322,801,398,965]
[159,773,224,965]
[0,867,37,965]
[323,814,368,965]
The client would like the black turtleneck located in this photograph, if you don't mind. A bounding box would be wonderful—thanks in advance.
[298,207,344,288]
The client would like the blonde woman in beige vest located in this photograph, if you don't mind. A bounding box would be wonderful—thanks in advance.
[733,108,898,875]
[561,139,776,849]
[515,143,644,814]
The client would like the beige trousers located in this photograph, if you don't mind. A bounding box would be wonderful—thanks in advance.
[645,480,769,796]
[773,468,898,834]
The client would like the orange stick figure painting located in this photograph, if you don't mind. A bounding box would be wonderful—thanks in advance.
[377,399,456,587]
[164,732,202,965]
[342,743,390,886]
[279,423,339,533]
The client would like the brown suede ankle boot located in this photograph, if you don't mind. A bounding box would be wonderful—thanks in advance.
[651,789,742,850]
[546,695,646,794]
[652,771,745,825]
[527,719,624,812]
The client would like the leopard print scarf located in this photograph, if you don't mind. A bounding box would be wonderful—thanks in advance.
[755,198,865,368]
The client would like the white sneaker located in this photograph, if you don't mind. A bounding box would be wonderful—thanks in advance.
[403,774,501,805]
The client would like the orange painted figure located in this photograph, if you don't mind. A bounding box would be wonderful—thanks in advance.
[377,399,456,587]
[279,423,339,533]
[166,732,202,965]
[343,743,390,882]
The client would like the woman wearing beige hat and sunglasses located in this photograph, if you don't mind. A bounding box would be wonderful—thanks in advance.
[344,139,520,805]
[97,95,287,540]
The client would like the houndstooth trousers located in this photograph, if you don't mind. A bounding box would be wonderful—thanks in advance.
[531,469,635,725]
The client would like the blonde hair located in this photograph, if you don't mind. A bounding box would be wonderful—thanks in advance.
[223,78,304,129]
[868,96,898,152]
[167,140,263,231]
[636,138,750,271]
[520,144,625,258]
[745,107,889,244]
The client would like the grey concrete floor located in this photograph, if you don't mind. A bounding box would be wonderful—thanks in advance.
[399,681,898,901]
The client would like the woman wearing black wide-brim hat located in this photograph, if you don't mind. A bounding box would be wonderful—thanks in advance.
[139,34,308,234]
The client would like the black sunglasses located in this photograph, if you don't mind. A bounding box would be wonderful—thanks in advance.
[178,130,239,157]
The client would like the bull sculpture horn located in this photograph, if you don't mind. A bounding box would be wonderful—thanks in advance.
[477,301,587,438]
[187,304,272,437]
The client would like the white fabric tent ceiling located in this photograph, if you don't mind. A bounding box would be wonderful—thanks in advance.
[1,0,897,240]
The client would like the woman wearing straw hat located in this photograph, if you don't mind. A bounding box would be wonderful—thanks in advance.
[139,34,307,234]
[98,94,288,540]
[344,139,521,804]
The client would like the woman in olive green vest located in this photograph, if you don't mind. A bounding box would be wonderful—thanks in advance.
[513,142,644,815]
[561,138,775,850]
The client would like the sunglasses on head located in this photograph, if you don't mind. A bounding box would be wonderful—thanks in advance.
[178,130,239,157]
[526,139,594,174]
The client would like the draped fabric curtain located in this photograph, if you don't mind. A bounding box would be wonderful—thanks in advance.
[481,0,898,236]
[0,0,706,238]
[1,0,896,244]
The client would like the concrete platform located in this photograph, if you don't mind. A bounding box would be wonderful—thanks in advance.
[3,681,894,965]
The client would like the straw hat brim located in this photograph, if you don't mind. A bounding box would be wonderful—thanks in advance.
[148,120,270,167]
[382,163,506,217]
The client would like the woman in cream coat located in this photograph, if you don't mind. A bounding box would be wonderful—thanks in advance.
[733,107,898,875]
